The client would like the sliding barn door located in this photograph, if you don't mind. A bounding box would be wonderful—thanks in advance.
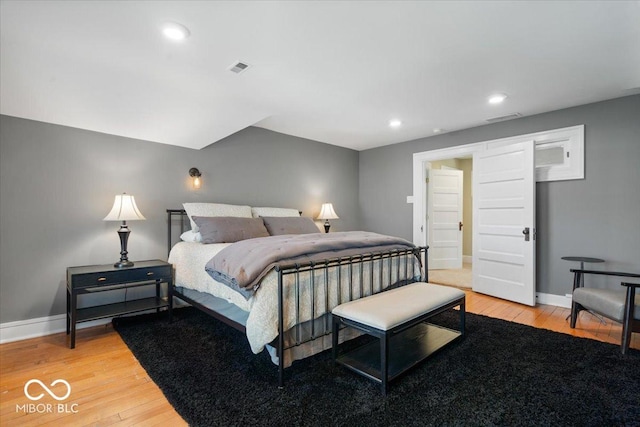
[472,141,536,306]
[428,169,463,270]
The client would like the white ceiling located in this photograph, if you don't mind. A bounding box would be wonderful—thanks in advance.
[1,1,639,151]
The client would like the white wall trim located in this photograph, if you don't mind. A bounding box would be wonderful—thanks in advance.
[463,255,472,264]
[480,124,584,182]
[413,142,484,246]
[0,314,112,344]
[535,292,572,309]
[412,124,585,246]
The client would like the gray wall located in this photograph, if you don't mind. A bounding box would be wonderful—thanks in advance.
[0,118,359,323]
[2,95,638,323]
[359,95,640,295]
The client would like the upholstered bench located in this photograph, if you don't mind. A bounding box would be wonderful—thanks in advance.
[331,282,465,394]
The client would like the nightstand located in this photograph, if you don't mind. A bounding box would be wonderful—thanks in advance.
[66,260,173,348]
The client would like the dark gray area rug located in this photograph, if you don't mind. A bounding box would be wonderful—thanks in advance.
[113,307,640,427]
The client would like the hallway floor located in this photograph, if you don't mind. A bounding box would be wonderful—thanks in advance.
[428,261,472,288]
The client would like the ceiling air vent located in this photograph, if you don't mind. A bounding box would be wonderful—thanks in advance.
[229,61,250,74]
[485,113,522,123]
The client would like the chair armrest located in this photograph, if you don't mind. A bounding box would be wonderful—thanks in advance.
[570,269,640,278]
[570,270,640,292]
[621,282,640,288]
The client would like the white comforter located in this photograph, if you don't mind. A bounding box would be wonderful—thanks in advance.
[169,241,289,352]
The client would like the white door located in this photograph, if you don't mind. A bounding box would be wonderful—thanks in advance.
[472,141,536,306]
[428,169,464,270]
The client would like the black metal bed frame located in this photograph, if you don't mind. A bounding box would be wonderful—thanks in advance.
[166,209,428,387]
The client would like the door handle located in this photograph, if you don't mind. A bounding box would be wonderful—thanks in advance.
[523,227,530,241]
[459,221,463,231]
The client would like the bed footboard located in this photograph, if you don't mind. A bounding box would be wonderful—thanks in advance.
[274,246,427,387]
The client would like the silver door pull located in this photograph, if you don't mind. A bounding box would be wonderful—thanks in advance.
[523,227,530,241]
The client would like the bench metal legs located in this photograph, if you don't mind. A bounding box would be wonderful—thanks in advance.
[332,315,339,363]
[333,296,465,395]
[381,334,389,395]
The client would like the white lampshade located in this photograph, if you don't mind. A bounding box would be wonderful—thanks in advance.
[317,203,339,220]
[103,194,146,221]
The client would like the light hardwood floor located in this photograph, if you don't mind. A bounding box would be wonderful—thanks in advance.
[1,290,638,426]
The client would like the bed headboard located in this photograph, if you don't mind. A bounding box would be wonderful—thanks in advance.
[166,209,188,255]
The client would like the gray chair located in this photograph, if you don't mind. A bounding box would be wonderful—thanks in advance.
[569,269,640,354]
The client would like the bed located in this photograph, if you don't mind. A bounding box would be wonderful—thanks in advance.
[166,205,428,386]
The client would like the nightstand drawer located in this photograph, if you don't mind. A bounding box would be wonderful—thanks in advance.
[70,265,172,289]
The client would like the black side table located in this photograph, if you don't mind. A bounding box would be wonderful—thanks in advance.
[66,260,173,348]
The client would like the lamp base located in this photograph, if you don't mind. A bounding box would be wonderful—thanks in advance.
[115,223,134,268]
[114,260,134,269]
[324,220,331,233]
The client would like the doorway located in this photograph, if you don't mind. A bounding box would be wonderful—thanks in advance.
[426,158,472,288]
[412,139,537,306]
[412,141,483,282]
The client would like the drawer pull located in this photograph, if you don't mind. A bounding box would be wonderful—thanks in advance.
[97,277,107,282]
[147,272,154,276]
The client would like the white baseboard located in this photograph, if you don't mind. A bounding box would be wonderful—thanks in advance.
[463,256,472,264]
[536,292,572,309]
[1,293,570,344]
[0,300,187,345]
[0,314,112,344]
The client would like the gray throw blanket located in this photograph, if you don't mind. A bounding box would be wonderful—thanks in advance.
[205,231,416,298]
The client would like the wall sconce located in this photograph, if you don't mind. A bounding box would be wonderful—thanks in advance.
[189,167,201,189]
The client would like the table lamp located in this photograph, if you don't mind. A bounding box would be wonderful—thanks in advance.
[317,203,339,233]
[104,193,146,268]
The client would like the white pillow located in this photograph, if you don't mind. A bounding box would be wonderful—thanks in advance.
[183,203,252,232]
[180,230,202,243]
[251,207,301,218]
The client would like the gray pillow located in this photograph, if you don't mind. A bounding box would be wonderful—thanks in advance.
[262,216,320,235]
[192,216,270,244]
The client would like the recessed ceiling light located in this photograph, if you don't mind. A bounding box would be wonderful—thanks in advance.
[433,128,443,134]
[488,93,507,104]
[162,22,190,41]
[389,119,402,128]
